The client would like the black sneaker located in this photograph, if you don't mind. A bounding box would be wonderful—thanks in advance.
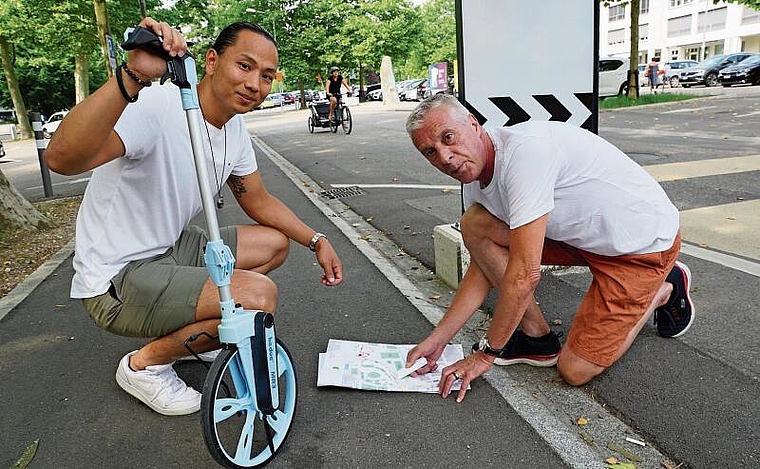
[654,261,695,338]
[472,330,562,367]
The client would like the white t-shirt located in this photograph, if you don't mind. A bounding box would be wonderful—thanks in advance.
[463,121,678,256]
[71,85,257,298]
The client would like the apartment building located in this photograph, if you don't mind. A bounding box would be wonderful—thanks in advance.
[600,0,760,63]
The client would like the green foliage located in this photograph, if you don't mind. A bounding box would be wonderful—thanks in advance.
[1,0,457,114]
[599,92,702,109]
[0,0,150,115]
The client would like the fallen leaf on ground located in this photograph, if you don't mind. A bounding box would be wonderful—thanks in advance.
[11,439,39,469]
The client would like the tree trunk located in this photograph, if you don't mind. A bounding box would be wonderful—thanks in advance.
[0,36,33,139]
[627,0,640,99]
[93,0,113,77]
[75,52,90,104]
[0,170,52,233]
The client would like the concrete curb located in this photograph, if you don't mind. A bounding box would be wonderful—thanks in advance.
[0,238,75,322]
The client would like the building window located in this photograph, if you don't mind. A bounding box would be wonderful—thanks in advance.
[698,7,727,33]
[669,0,694,7]
[741,7,760,25]
[640,0,650,14]
[688,47,699,61]
[714,44,723,55]
[667,15,692,37]
[608,28,626,45]
[639,23,649,41]
[671,49,679,60]
[609,4,626,22]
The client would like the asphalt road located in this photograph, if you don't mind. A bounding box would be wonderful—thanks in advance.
[241,85,760,468]
[1,84,759,468]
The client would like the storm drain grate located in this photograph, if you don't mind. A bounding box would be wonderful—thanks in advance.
[321,186,366,199]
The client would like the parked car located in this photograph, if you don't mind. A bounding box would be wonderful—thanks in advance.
[679,53,755,87]
[413,79,429,101]
[598,57,629,98]
[399,79,425,101]
[663,60,698,87]
[362,83,380,99]
[718,54,760,87]
[367,88,383,101]
[268,93,285,106]
[254,98,275,110]
[0,140,5,158]
[42,110,68,138]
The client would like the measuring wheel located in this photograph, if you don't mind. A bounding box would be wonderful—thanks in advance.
[201,340,298,468]
[308,116,315,133]
[340,107,352,135]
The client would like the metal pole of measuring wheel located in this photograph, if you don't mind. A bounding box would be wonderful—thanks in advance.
[30,112,54,197]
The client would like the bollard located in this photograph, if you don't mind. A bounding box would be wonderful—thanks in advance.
[30,112,54,197]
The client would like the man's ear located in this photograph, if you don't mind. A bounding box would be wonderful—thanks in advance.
[205,49,219,75]
[468,113,481,133]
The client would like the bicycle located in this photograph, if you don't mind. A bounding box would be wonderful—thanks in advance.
[307,92,352,134]
[122,27,297,468]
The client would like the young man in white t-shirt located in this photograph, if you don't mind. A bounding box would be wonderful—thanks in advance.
[45,18,343,416]
[403,94,694,402]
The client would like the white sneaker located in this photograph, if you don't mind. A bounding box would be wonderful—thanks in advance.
[115,351,201,416]
[177,349,220,363]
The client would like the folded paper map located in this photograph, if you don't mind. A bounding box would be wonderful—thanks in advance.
[317,339,468,393]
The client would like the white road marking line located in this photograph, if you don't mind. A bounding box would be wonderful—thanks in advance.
[330,183,460,191]
[681,243,760,278]
[660,106,717,114]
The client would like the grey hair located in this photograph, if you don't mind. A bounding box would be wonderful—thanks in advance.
[405,93,470,135]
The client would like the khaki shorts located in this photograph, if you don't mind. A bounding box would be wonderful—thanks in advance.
[543,231,681,367]
[82,225,238,338]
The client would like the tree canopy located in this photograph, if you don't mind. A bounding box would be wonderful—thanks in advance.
[0,0,457,117]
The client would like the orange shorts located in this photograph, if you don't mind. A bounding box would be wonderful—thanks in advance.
[541,231,681,367]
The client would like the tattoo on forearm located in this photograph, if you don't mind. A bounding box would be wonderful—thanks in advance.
[228,175,247,199]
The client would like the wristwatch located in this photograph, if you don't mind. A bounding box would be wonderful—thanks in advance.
[477,335,505,357]
[309,232,327,252]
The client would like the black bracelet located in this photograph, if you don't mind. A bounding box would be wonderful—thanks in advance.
[115,64,138,103]
[122,62,153,87]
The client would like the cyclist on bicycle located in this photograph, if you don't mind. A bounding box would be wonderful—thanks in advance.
[45,18,343,416]
[325,66,351,122]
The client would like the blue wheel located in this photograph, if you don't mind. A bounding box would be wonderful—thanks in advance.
[201,340,297,468]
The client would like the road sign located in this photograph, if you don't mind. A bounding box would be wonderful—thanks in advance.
[456,0,599,132]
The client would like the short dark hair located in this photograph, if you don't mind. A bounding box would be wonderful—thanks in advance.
[211,22,277,55]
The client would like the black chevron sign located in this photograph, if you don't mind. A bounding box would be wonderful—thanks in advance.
[473,93,595,131]
[489,96,530,127]
[533,94,572,122]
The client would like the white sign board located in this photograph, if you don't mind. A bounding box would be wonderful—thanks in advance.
[457,0,599,132]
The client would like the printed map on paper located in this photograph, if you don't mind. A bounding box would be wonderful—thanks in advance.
[317,339,467,393]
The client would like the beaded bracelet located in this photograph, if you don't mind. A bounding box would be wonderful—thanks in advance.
[122,62,153,87]
[115,64,138,103]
